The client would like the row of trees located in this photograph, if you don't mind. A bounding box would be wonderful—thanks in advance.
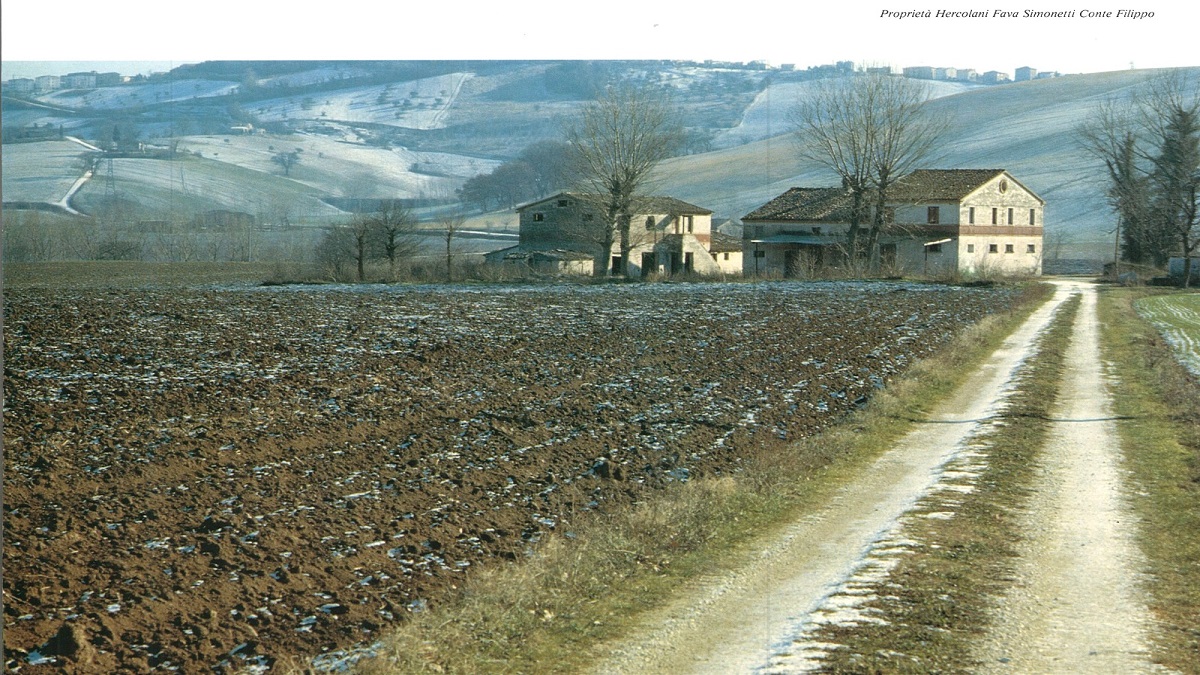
[458,141,573,211]
[1078,73,1199,285]
[314,201,420,281]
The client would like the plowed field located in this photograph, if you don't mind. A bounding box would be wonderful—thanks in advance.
[3,281,1019,672]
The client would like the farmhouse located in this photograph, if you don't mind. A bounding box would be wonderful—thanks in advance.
[743,169,1044,278]
[485,192,733,277]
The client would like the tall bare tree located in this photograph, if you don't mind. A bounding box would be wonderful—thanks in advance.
[564,84,684,276]
[438,211,466,282]
[370,201,420,280]
[1078,99,1155,264]
[1079,72,1200,284]
[1144,74,1200,285]
[790,73,946,270]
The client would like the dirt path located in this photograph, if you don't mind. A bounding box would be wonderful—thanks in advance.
[975,280,1166,673]
[590,285,1080,674]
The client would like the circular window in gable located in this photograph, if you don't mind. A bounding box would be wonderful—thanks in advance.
[998,179,1009,194]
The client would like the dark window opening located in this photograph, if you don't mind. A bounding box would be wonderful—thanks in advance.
[969,207,975,224]
[992,208,998,225]
[533,212,544,222]
[1027,244,1037,253]
[989,243,999,253]
[1005,243,1014,253]
[1007,208,1014,225]
[1029,209,1036,225]
[927,206,940,224]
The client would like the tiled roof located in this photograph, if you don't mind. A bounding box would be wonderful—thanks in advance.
[708,232,743,253]
[886,169,1007,203]
[742,187,856,222]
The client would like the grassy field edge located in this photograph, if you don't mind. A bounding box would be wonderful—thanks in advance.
[1099,287,1200,674]
[312,282,1057,674]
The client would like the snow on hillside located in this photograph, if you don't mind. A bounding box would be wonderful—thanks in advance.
[257,66,374,89]
[177,130,500,199]
[1,141,88,203]
[88,156,342,220]
[715,79,976,149]
[247,73,473,130]
[37,80,239,110]
[664,69,1200,244]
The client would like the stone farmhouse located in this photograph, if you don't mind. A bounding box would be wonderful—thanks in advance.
[485,192,741,277]
[743,169,1044,278]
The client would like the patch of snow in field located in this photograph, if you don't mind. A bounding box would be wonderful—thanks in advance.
[715,80,974,149]
[1,140,89,203]
[37,80,239,110]
[247,73,473,130]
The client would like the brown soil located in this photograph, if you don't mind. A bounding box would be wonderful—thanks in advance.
[3,281,1017,672]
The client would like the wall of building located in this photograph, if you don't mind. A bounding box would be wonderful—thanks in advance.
[957,235,1044,275]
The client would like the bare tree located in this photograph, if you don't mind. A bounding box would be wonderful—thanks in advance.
[1143,74,1200,285]
[438,211,466,282]
[790,73,946,270]
[370,201,420,280]
[272,150,301,176]
[1079,72,1200,283]
[314,225,356,281]
[1078,98,1156,264]
[564,84,684,276]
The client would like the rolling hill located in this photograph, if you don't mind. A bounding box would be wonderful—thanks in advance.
[4,61,1198,258]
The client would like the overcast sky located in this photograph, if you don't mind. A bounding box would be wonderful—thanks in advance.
[2,1,1195,78]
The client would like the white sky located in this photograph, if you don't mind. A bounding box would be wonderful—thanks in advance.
[1,1,1195,77]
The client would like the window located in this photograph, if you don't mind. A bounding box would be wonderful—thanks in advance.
[557,199,569,207]
[1029,209,1036,225]
[1027,244,1037,253]
[927,206,940,224]
[998,179,1009,193]
[988,243,999,253]
[1007,208,1014,225]
[969,207,975,224]
[1005,243,1014,253]
[533,212,544,222]
[967,243,975,253]
[724,252,730,260]
[645,216,655,230]
[683,215,694,233]
[992,208,998,225]
[927,243,942,253]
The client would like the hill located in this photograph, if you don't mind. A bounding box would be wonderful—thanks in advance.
[4,61,1198,255]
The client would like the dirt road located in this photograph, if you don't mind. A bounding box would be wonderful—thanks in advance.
[591,280,1163,673]
[976,282,1165,673]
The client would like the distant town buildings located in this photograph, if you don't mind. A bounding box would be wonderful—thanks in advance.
[3,70,124,94]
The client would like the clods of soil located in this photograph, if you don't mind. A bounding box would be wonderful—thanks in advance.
[3,281,1018,672]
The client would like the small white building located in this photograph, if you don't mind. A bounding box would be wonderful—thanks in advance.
[485,192,734,277]
[742,169,1044,278]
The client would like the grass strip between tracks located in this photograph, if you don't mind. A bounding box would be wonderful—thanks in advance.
[335,283,1054,675]
[801,289,1080,673]
[1099,287,1200,674]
